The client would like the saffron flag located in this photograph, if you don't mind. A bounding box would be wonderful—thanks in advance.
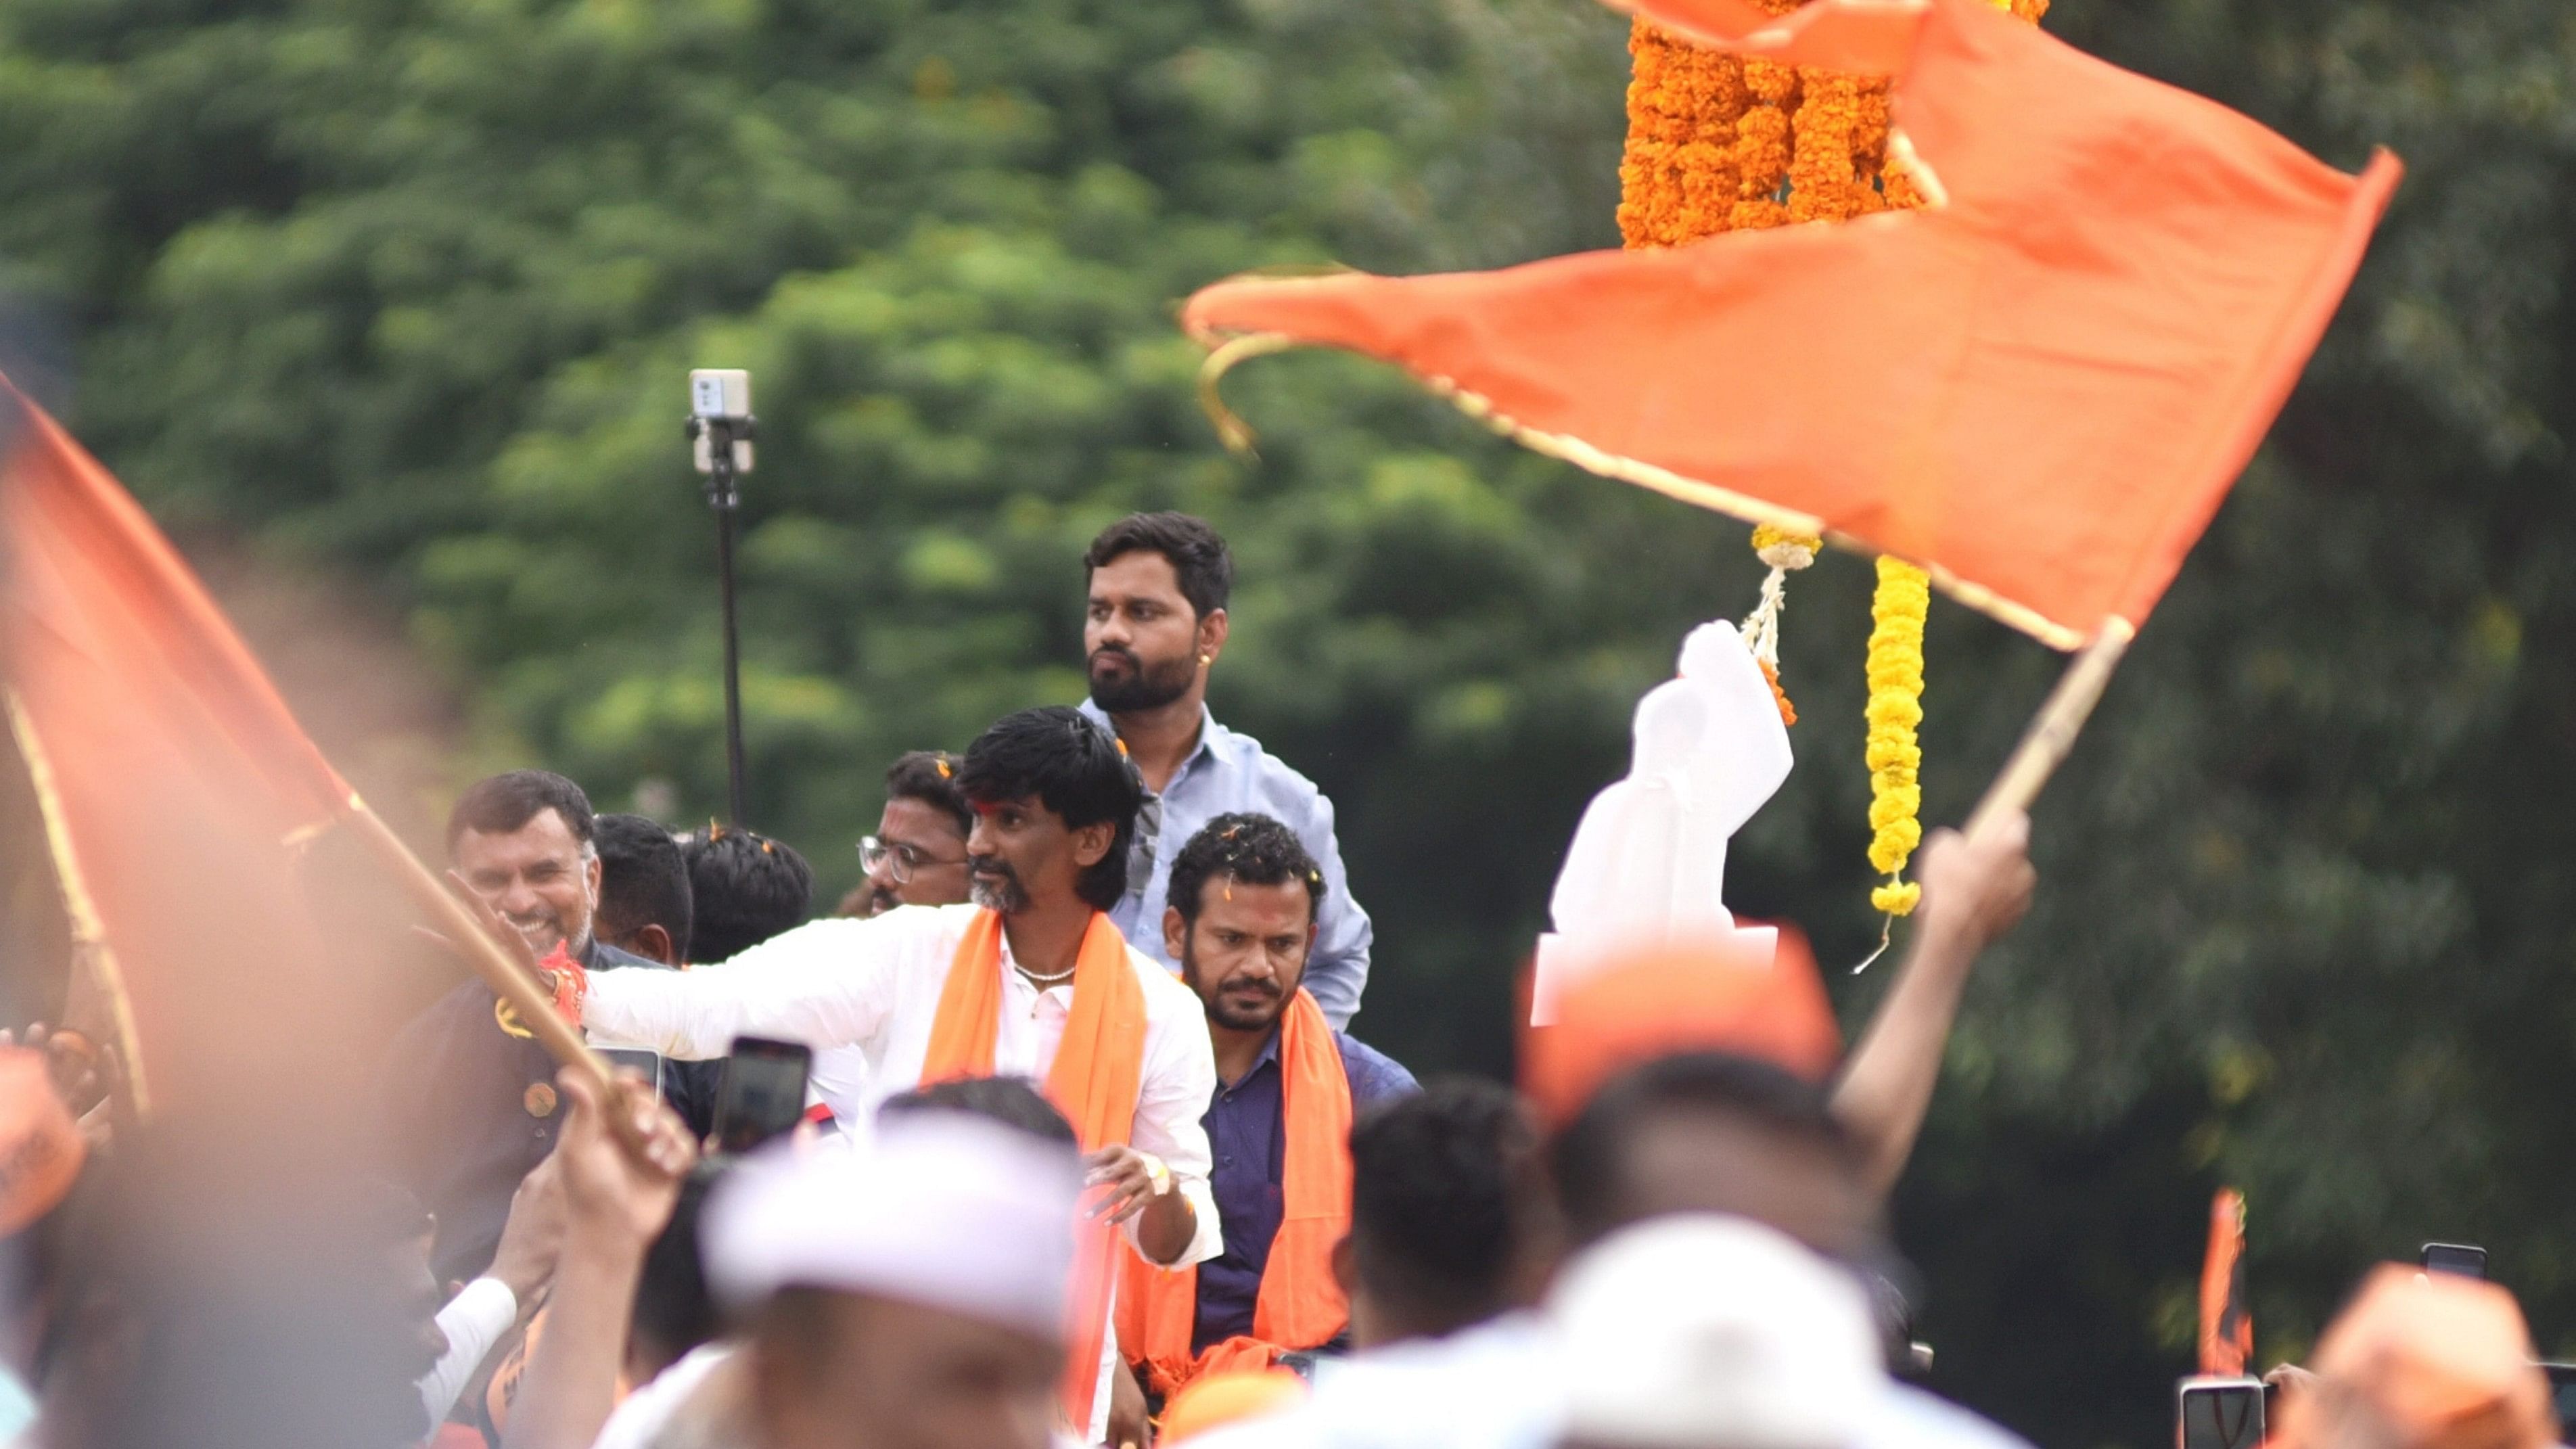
[1184,0,2401,647]
[0,381,354,1103]
[2199,1187,2252,1376]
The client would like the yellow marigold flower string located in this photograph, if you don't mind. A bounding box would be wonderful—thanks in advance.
[1865,557,1929,918]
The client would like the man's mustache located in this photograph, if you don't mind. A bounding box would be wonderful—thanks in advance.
[1218,975,1281,1001]
[1088,645,1141,673]
[968,854,1020,883]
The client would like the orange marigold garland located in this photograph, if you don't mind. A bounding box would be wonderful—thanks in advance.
[1619,0,2048,928]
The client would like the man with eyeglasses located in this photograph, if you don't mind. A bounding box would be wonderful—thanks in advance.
[1078,512,1374,1029]
[850,750,975,918]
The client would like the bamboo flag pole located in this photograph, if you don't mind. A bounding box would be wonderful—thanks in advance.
[1962,617,2136,841]
[4,689,152,1117]
[340,799,617,1095]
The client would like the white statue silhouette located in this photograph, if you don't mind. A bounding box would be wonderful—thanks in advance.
[1531,618,1793,1024]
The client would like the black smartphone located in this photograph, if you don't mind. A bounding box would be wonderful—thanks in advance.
[598,1046,666,1101]
[712,1036,812,1155]
[2421,1242,2487,1279]
[2178,1377,2266,1449]
[2540,1364,2576,1430]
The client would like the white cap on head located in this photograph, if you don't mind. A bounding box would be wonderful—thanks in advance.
[1550,1215,1885,1449]
[703,1109,1082,1340]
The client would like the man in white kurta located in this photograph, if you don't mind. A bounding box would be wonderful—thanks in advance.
[573,704,1222,1446]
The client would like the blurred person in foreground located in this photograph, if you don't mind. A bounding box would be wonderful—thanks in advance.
[1120,813,1417,1406]
[387,771,712,1288]
[1340,1080,1555,1354]
[2271,1265,2554,1449]
[500,1077,1071,1449]
[718,1109,1084,1449]
[1548,1216,1895,1449]
[679,823,814,964]
[1076,512,1373,1028]
[594,814,695,967]
[844,750,973,919]
[1195,819,2040,1449]
[562,706,1219,1440]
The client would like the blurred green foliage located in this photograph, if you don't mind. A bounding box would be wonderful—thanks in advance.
[4,0,2574,1444]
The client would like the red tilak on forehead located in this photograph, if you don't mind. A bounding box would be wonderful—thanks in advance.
[971,800,1007,817]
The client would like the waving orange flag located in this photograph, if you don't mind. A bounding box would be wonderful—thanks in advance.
[0,382,354,1103]
[1187,0,2400,647]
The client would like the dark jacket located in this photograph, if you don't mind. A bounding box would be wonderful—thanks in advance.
[384,938,719,1285]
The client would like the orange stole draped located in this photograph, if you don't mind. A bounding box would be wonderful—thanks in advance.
[919,908,1146,1434]
[1118,989,1352,1397]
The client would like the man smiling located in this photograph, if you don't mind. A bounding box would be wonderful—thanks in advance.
[384,770,708,1287]
[565,707,1220,1441]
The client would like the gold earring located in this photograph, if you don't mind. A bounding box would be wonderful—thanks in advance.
[1199,653,1212,665]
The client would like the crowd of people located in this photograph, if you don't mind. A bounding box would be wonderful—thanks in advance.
[0,511,2560,1449]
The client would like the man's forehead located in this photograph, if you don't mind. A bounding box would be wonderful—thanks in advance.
[454,808,586,861]
[1088,551,1186,601]
[881,796,966,843]
[1192,874,1315,929]
[967,794,1050,819]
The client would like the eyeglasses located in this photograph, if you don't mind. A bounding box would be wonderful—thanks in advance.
[859,836,967,884]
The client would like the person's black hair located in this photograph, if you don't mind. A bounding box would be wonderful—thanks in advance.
[956,707,1141,913]
[594,812,693,963]
[1082,511,1233,619]
[883,750,973,839]
[678,825,814,962]
[445,770,594,851]
[1165,811,1324,926]
[877,1076,1077,1147]
[1548,1051,1855,1247]
[630,1161,721,1370]
[1348,1078,1544,1334]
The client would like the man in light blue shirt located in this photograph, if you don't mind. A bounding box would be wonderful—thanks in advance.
[1075,511,1374,1027]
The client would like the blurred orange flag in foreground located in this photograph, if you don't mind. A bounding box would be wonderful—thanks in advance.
[0,382,353,1106]
[1185,0,2401,649]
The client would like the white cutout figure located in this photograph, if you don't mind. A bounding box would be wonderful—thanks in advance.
[1532,619,1793,1024]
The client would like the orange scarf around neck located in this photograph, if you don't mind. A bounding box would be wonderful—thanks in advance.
[920,907,1146,1435]
[1118,987,1352,1398]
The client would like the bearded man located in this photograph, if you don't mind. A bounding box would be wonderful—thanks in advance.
[1118,812,1416,1405]
[1076,513,1373,1029]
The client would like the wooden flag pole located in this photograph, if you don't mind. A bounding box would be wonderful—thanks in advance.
[1962,618,2136,841]
[341,800,616,1094]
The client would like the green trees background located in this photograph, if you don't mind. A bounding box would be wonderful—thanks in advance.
[4,0,2573,1442]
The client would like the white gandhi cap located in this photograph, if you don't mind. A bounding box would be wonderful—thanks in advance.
[1550,1214,1887,1449]
[703,1109,1082,1339]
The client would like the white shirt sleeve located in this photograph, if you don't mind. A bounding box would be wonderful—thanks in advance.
[584,916,907,1061]
[1126,971,1222,1268]
[414,1276,517,1433]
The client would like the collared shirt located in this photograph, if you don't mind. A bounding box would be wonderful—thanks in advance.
[384,938,717,1287]
[1195,1030,1418,1352]
[582,903,1224,1272]
[1077,700,1374,1029]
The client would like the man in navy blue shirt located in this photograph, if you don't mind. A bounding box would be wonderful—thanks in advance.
[1118,812,1415,1406]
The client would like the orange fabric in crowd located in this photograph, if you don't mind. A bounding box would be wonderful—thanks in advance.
[920,908,1147,1435]
[2274,1264,2555,1449]
[1119,988,1352,1398]
[0,382,352,1107]
[1522,927,1841,1129]
[1182,0,2401,649]
[2197,1188,2251,1375]
[0,1047,84,1236]
[1158,1366,1310,1444]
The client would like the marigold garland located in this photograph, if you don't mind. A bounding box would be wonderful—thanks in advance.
[1619,0,2048,922]
[1864,557,1929,916]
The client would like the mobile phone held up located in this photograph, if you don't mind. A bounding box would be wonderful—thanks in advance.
[2421,1242,2488,1279]
[713,1036,812,1156]
[597,1046,666,1101]
[2178,1376,2266,1449]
